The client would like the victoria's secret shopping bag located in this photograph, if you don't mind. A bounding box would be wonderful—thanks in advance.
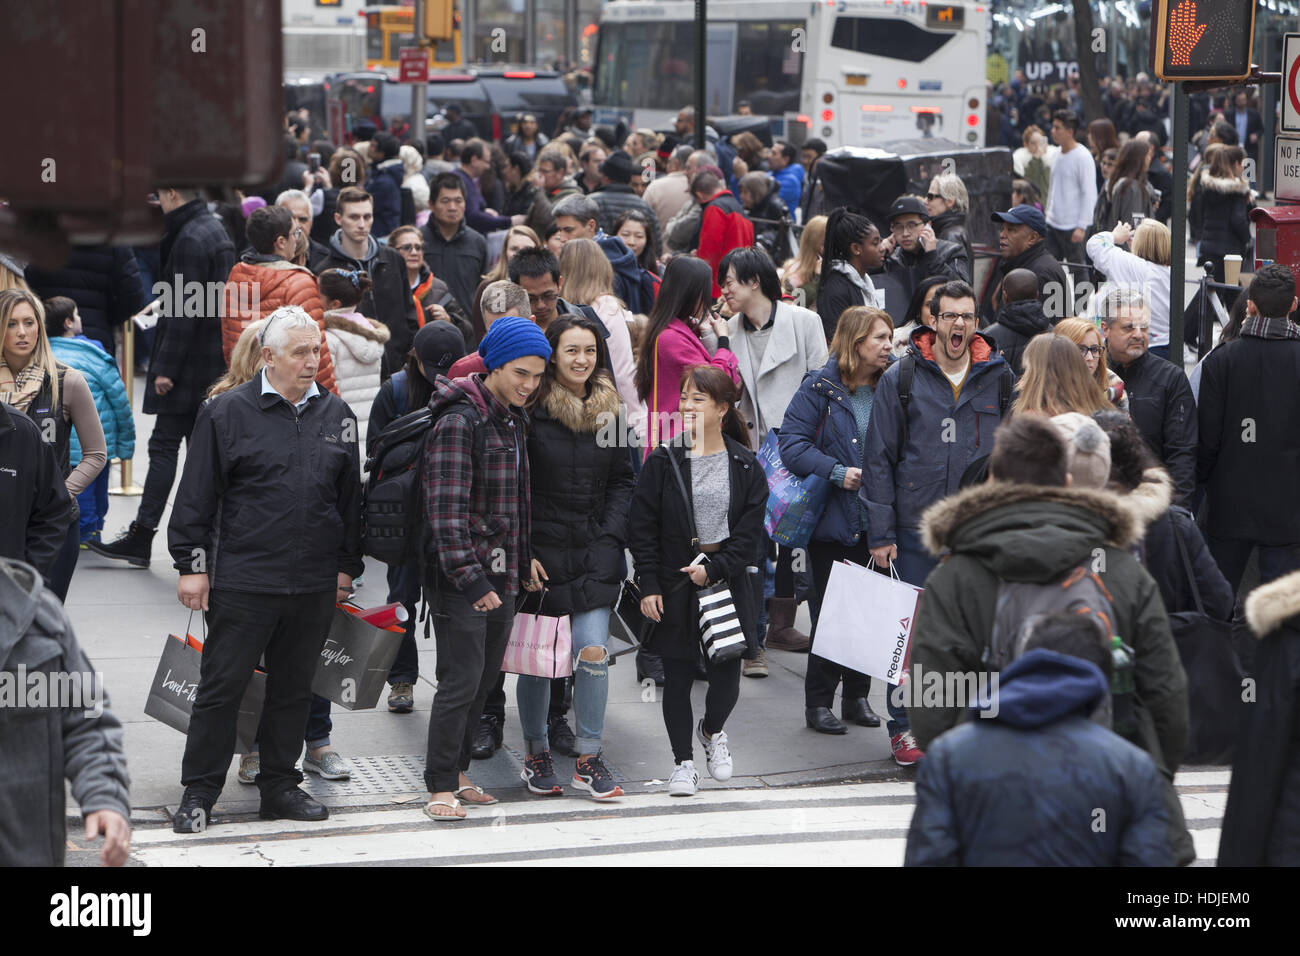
[813,559,923,684]
[311,603,406,710]
[502,591,573,678]
[143,627,266,753]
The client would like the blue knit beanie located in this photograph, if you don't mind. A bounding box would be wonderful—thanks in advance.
[478,314,552,370]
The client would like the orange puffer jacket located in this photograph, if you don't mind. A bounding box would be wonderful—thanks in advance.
[221,258,338,395]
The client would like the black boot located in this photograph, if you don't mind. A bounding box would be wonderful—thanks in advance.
[172,790,214,834]
[635,647,665,686]
[471,714,502,760]
[87,521,154,568]
[842,697,882,728]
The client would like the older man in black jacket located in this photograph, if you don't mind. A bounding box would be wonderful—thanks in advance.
[168,306,363,833]
[0,402,73,577]
[989,204,1069,318]
[1100,288,1197,506]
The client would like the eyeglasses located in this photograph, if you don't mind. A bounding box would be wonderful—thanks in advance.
[527,291,559,306]
[892,219,926,233]
[925,193,942,201]
[937,311,976,324]
[1117,323,1150,334]
[258,311,279,346]
[395,243,424,253]
[1078,345,1104,358]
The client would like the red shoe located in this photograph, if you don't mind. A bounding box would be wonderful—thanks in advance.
[891,731,924,767]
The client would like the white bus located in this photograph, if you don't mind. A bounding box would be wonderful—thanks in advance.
[593,0,988,147]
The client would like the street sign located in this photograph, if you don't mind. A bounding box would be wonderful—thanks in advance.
[1275,135,1300,202]
[398,47,429,85]
[1283,34,1300,134]
[1151,0,1255,83]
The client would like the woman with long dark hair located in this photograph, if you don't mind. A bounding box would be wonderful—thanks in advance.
[1093,139,1154,236]
[614,208,661,277]
[633,255,739,455]
[515,314,634,799]
[815,207,884,344]
[628,364,767,796]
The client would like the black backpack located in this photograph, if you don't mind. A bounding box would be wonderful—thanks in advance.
[361,395,485,565]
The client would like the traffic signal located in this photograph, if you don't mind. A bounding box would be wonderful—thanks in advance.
[424,0,455,41]
[1151,0,1255,82]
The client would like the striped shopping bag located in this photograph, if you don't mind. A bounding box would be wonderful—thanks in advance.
[501,603,573,678]
[697,583,746,664]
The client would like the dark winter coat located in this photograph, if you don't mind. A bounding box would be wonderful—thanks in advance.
[881,237,970,305]
[930,209,973,268]
[167,375,364,594]
[0,558,130,866]
[1219,569,1300,865]
[25,245,146,359]
[421,219,489,327]
[527,374,634,615]
[366,158,405,237]
[746,179,793,264]
[913,479,1194,865]
[815,267,876,339]
[504,183,554,240]
[982,298,1050,376]
[313,233,420,378]
[1193,171,1252,266]
[1197,334,1300,545]
[1148,156,1173,223]
[627,436,767,661]
[1112,350,1197,506]
[0,403,73,578]
[906,649,1173,866]
[779,356,885,547]
[144,199,237,416]
[1142,506,1234,621]
[990,239,1067,304]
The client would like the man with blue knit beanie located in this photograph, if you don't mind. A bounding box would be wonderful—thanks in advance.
[421,314,552,820]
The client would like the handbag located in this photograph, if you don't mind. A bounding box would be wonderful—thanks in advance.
[757,427,831,550]
[1168,516,1243,765]
[501,589,573,678]
[610,577,647,647]
[311,602,406,711]
[664,443,747,664]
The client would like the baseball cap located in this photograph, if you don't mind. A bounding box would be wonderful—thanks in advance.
[887,196,930,223]
[991,204,1048,236]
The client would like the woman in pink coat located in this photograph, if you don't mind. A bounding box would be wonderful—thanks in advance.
[634,255,739,457]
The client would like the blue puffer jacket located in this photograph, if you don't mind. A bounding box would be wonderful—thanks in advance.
[861,326,1010,547]
[49,337,135,464]
[905,649,1174,866]
[779,355,892,547]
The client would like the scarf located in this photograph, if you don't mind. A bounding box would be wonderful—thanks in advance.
[831,260,882,310]
[0,356,44,412]
[1240,314,1300,341]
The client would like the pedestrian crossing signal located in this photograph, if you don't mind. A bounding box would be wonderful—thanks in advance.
[1151,0,1254,82]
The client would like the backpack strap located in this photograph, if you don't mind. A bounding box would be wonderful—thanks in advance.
[663,443,701,554]
[897,351,915,452]
[997,364,1012,417]
[392,369,409,417]
[1170,509,1208,618]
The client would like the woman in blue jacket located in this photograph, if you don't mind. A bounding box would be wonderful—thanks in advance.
[45,297,135,544]
[778,306,895,736]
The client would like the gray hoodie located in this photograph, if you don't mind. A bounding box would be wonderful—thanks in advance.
[0,559,129,865]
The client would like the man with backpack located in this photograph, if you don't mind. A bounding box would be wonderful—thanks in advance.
[908,415,1194,864]
[420,316,552,821]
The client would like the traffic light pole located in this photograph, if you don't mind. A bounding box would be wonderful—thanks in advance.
[1169,81,1187,368]
[413,0,427,138]
[694,0,706,150]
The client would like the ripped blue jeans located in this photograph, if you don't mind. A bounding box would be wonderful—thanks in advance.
[516,606,612,755]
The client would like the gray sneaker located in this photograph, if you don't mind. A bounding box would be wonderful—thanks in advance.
[388,681,415,713]
[303,750,351,780]
[667,760,699,797]
[237,753,259,785]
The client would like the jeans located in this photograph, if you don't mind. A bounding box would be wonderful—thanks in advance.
[423,587,515,793]
[662,655,742,764]
[1207,536,1300,596]
[385,561,420,685]
[516,605,612,755]
[182,589,335,801]
[78,467,109,541]
[138,409,198,530]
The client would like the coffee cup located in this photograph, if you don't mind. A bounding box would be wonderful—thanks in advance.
[1224,255,1243,285]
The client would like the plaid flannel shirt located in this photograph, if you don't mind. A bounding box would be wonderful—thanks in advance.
[422,374,531,604]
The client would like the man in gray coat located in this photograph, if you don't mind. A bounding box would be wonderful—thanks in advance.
[0,558,131,866]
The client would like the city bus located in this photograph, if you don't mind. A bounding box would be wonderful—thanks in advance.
[363,4,462,73]
[593,0,988,147]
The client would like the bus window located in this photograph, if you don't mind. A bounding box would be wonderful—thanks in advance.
[830,17,956,62]
[735,21,804,116]
[595,22,693,110]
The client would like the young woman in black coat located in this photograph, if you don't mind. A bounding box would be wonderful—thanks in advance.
[628,364,767,797]
[517,315,634,800]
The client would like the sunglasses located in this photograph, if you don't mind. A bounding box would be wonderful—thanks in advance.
[926,193,942,201]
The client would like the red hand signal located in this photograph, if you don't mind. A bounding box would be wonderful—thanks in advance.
[1168,0,1208,67]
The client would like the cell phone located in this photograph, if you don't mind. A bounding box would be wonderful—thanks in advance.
[688,553,708,568]
[1131,212,1146,228]
[308,152,321,173]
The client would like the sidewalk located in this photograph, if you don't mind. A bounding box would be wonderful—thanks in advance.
[67,379,906,824]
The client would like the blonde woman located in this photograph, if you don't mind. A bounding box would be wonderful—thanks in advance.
[926,173,972,265]
[207,319,267,398]
[1010,332,1110,417]
[400,144,431,223]
[1085,218,1172,358]
[558,238,647,444]
[780,214,826,311]
[0,288,106,599]
[1055,316,1129,411]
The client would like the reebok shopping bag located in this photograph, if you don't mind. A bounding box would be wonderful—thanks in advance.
[813,559,923,684]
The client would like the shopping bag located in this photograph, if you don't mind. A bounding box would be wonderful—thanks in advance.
[609,578,646,648]
[502,592,573,678]
[143,621,265,753]
[813,559,923,684]
[311,603,405,711]
[757,428,830,550]
[697,581,747,663]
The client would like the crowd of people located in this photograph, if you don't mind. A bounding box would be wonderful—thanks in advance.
[3,94,1299,868]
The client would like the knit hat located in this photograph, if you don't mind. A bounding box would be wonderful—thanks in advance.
[477,314,552,371]
[1051,412,1112,490]
[413,321,469,380]
[600,149,638,184]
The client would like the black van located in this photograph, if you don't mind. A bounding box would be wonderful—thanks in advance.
[380,68,577,144]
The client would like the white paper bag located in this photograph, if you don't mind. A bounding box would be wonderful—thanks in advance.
[814,559,923,684]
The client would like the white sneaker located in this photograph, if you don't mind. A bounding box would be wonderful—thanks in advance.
[698,720,733,781]
[667,761,699,796]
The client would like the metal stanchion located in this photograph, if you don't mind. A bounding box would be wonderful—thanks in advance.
[109,317,143,496]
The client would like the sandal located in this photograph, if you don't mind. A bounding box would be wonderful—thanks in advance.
[455,784,498,806]
[422,798,466,822]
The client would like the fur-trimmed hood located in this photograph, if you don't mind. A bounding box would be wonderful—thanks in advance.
[323,310,392,344]
[537,371,620,434]
[1245,569,1300,637]
[1198,169,1251,196]
[1123,467,1174,535]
